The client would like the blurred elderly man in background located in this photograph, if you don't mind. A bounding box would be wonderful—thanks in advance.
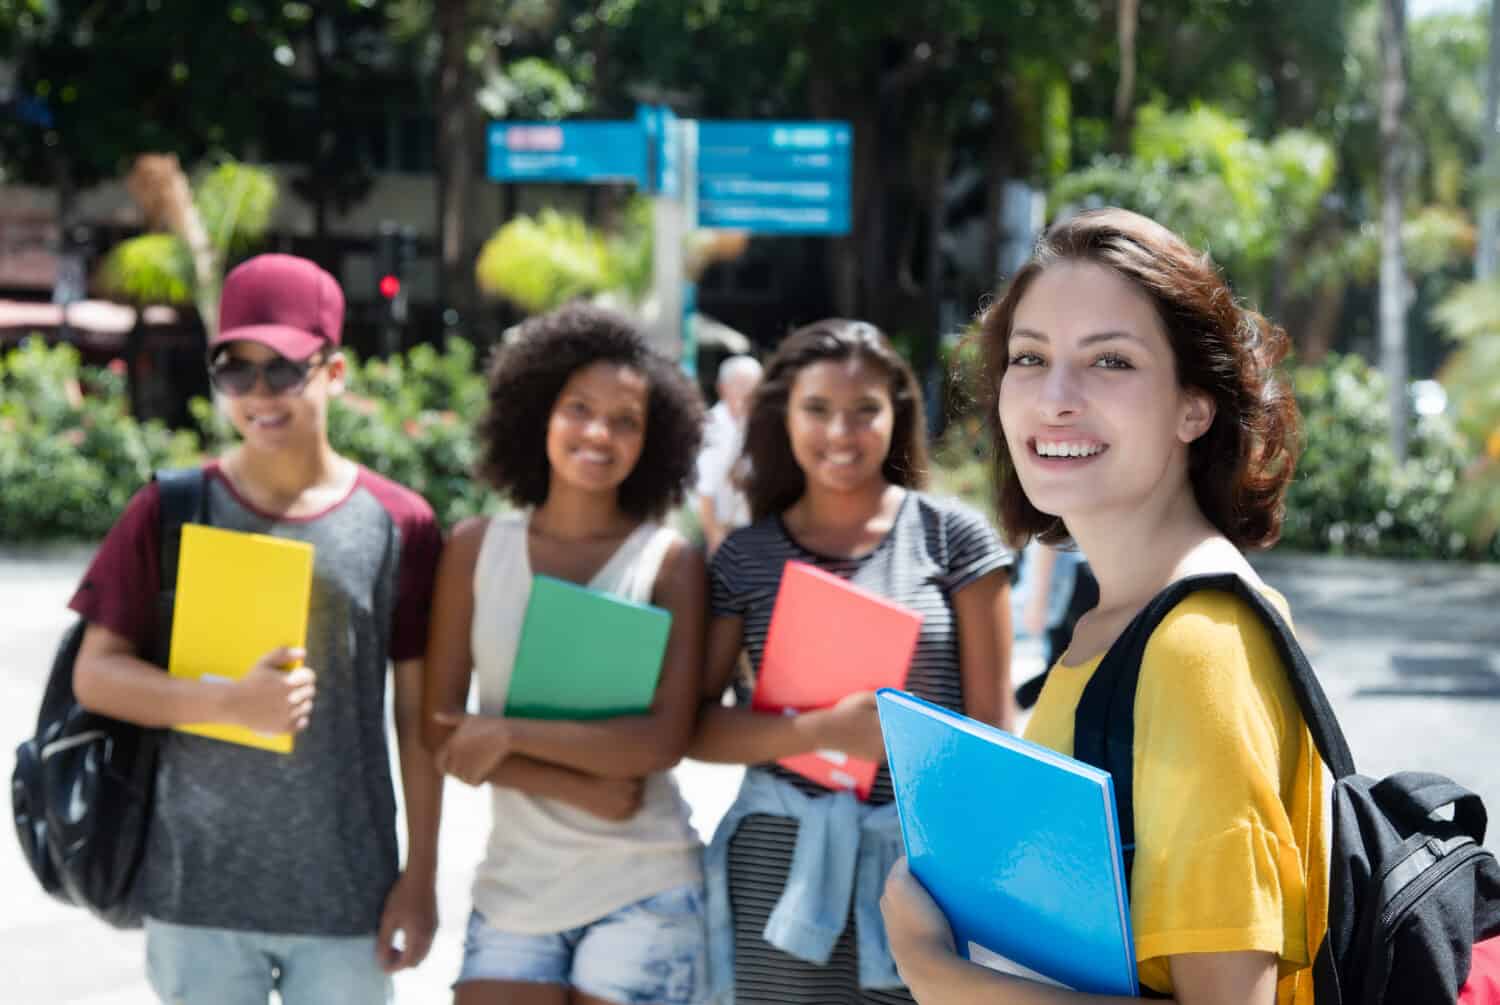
[696,354,762,555]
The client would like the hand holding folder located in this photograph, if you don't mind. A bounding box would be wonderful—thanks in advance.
[167,525,315,754]
[876,689,1138,996]
[750,561,923,799]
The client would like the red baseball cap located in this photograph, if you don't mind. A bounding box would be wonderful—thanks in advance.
[213,254,344,360]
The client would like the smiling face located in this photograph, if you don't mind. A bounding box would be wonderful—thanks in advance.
[785,355,896,496]
[544,361,649,497]
[215,340,343,452]
[997,260,1214,527]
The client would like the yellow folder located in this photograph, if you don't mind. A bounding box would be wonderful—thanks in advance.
[167,524,315,754]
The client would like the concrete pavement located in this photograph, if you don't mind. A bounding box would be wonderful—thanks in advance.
[1,545,1497,1003]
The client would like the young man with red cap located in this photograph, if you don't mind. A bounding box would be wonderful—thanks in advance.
[70,253,443,1004]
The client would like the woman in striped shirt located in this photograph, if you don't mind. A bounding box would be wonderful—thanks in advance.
[688,319,1015,1005]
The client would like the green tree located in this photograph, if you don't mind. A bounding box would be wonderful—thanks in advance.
[1051,103,1337,306]
[0,3,298,219]
[1432,279,1500,557]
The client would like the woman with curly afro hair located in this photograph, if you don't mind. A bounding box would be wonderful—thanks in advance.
[423,303,712,1005]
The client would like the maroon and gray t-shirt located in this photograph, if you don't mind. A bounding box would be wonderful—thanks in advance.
[68,461,441,936]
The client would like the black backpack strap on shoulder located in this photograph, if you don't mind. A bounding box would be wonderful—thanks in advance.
[1073,580,1196,877]
[151,468,207,665]
[1074,573,1359,881]
[153,467,208,593]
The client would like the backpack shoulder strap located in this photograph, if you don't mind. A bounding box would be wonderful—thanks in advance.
[153,467,208,594]
[1074,573,1357,879]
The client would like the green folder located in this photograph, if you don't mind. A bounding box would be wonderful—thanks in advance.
[505,574,673,720]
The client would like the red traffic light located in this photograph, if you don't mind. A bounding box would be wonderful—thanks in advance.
[379,275,401,299]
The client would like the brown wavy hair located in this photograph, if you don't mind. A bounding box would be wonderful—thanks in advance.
[742,319,929,521]
[977,208,1300,550]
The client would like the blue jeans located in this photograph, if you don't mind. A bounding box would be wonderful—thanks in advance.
[458,885,708,1004]
[144,918,392,1005]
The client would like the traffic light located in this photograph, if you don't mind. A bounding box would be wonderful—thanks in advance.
[374,220,415,344]
[375,221,405,319]
[374,221,412,356]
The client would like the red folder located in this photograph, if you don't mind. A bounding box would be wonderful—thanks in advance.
[750,560,924,799]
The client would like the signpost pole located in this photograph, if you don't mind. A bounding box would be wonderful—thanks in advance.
[679,119,699,378]
[650,114,687,367]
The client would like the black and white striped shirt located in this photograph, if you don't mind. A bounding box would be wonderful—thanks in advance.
[709,490,1013,804]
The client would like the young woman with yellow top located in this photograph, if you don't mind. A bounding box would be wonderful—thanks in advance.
[880,207,1327,1005]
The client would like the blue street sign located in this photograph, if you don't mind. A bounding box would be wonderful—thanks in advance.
[487,121,647,186]
[699,178,838,203]
[696,121,852,235]
[697,204,852,234]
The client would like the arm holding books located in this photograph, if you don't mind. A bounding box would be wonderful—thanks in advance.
[685,613,887,765]
[423,518,644,815]
[473,537,708,779]
[881,859,1277,1005]
[432,720,644,821]
[74,625,316,735]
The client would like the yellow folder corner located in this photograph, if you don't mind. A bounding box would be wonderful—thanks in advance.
[167,524,315,754]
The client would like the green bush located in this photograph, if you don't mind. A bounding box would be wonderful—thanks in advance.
[1282,353,1474,559]
[336,338,496,527]
[0,339,201,542]
[3,335,501,543]
[473,203,652,314]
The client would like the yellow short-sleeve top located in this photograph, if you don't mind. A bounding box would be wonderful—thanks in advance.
[1022,588,1327,1004]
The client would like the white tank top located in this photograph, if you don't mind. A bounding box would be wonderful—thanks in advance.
[468,512,703,933]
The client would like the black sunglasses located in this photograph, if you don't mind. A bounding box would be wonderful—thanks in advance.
[207,352,325,397]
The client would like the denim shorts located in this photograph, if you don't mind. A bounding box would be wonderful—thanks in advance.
[144,917,391,1005]
[458,884,708,1005]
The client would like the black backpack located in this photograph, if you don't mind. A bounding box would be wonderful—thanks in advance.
[11,467,206,929]
[1074,573,1500,1004]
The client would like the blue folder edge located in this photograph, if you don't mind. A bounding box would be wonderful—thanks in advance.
[875,688,1139,996]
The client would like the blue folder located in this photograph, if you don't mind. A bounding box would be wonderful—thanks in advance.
[875,689,1138,996]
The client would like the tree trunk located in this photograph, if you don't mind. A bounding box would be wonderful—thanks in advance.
[1299,280,1347,364]
[919,122,951,436]
[809,62,867,318]
[310,12,330,253]
[1479,0,1500,280]
[436,0,474,330]
[125,154,220,339]
[1111,0,1140,155]
[981,97,1008,292]
[1380,0,1410,461]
